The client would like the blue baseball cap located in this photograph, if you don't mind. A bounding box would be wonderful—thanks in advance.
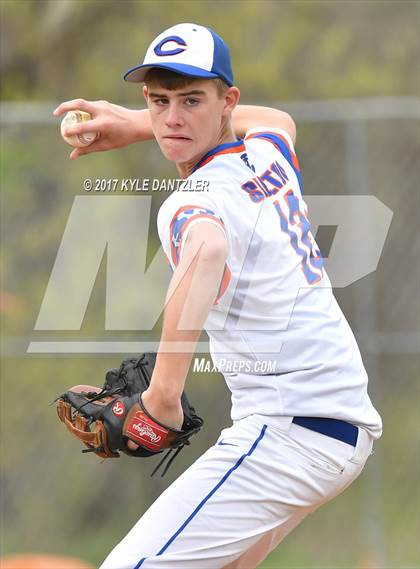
[124,23,234,86]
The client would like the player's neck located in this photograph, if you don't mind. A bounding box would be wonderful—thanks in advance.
[176,122,237,179]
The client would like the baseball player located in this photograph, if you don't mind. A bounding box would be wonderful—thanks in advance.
[55,23,382,569]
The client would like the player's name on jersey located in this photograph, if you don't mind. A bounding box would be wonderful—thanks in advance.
[241,160,289,203]
[83,178,210,193]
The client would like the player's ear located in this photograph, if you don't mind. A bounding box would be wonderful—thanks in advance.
[143,85,149,103]
[222,87,240,117]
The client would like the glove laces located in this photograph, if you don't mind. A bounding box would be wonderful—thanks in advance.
[150,446,184,477]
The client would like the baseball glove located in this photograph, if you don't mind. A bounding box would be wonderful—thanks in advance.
[55,353,203,476]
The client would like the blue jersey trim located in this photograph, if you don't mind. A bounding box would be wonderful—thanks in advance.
[134,424,268,568]
[251,133,302,192]
[192,139,244,173]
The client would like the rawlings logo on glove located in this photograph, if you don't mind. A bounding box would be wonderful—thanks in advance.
[55,353,203,475]
[126,412,168,449]
[130,420,162,443]
[112,401,125,417]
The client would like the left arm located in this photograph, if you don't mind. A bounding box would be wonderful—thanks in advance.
[141,222,228,429]
[232,105,296,144]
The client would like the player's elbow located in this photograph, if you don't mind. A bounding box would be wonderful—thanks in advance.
[281,112,296,145]
[262,107,296,145]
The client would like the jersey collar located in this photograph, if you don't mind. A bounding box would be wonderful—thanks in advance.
[192,139,245,173]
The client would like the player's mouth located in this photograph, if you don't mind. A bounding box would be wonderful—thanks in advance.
[163,135,192,141]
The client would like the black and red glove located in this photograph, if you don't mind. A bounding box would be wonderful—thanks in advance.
[56,353,203,475]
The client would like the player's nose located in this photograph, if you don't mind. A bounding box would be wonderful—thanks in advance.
[164,102,184,128]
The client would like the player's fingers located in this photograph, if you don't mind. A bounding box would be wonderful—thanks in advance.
[53,98,97,117]
[69,148,83,160]
[68,138,106,160]
[126,440,139,451]
[62,117,101,137]
[69,146,96,160]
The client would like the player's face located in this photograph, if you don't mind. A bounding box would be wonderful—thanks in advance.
[144,80,238,174]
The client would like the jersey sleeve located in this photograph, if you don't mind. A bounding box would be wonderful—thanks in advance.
[157,198,226,268]
[244,126,301,186]
[157,194,231,303]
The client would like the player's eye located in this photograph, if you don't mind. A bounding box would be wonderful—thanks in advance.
[153,98,169,106]
[185,98,199,107]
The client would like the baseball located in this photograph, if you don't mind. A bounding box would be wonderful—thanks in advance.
[60,110,98,147]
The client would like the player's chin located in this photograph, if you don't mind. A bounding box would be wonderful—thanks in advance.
[159,140,194,162]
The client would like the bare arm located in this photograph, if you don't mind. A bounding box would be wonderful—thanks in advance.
[54,99,296,159]
[140,222,228,429]
[232,105,296,144]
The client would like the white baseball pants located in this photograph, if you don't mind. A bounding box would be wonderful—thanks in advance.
[100,414,374,569]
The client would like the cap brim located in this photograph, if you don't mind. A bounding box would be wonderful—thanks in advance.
[124,62,220,83]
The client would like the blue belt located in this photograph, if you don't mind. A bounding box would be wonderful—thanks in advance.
[292,417,359,447]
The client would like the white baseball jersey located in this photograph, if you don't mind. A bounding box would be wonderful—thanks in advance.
[157,127,382,439]
[100,127,380,569]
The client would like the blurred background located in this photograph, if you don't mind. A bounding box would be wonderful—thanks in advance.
[0,1,419,567]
